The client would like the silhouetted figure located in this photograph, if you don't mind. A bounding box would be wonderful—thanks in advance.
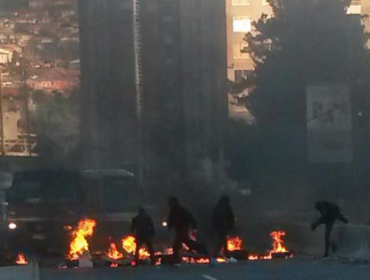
[311,201,348,257]
[212,195,235,257]
[167,196,208,264]
[131,208,155,265]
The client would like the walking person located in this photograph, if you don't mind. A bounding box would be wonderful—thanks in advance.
[131,208,156,265]
[167,196,208,264]
[212,195,235,258]
[311,201,349,257]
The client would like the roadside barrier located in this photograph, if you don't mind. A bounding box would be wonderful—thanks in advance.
[239,218,370,261]
[0,261,39,280]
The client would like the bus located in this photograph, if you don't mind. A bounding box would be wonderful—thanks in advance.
[5,169,140,254]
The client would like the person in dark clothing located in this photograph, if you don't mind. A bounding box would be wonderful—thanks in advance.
[311,201,349,257]
[131,208,156,265]
[212,195,235,258]
[167,196,208,263]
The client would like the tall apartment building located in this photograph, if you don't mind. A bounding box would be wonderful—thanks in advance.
[225,0,272,122]
[225,0,369,122]
[226,0,272,83]
[358,0,370,47]
[78,0,137,171]
[226,0,369,84]
[78,0,228,190]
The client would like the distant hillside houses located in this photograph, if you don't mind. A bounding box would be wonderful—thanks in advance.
[26,67,79,93]
[0,44,22,64]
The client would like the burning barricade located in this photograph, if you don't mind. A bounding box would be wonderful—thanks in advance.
[68,218,97,261]
[60,218,293,269]
[60,218,97,268]
[105,235,153,267]
[247,231,293,261]
[106,243,124,267]
[107,243,123,260]
[122,235,151,260]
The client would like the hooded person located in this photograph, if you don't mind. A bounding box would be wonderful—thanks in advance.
[167,196,208,264]
[212,195,235,258]
[311,201,349,257]
[131,207,156,265]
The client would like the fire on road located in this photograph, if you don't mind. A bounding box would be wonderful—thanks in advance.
[58,218,293,269]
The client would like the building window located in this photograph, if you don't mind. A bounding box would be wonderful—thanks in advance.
[234,70,251,83]
[233,16,251,33]
[232,0,251,6]
[262,0,269,6]
[347,0,361,14]
[233,42,249,59]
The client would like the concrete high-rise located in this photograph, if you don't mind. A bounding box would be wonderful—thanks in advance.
[78,0,138,171]
[226,0,272,83]
[78,0,228,190]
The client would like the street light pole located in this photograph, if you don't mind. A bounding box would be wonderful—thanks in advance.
[133,0,145,193]
[0,70,5,157]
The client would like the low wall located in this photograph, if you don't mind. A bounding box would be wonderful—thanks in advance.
[238,219,370,261]
[0,261,40,280]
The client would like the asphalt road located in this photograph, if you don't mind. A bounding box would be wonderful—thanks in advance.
[40,256,370,280]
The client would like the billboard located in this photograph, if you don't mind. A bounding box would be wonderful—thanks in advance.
[306,84,353,163]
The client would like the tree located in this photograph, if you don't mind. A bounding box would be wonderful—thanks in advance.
[245,0,370,128]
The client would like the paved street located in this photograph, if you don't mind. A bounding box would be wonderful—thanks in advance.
[40,256,370,280]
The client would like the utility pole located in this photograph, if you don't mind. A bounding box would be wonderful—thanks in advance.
[133,0,145,192]
[22,59,32,157]
[0,70,4,157]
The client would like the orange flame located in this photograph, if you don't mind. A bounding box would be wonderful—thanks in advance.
[107,243,123,260]
[270,231,288,254]
[227,236,243,252]
[247,230,291,261]
[182,257,210,264]
[248,255,259,260]
[121,235,150,259]
[16,253,28,265]
[216,257,227,263]
[68,218,97,260]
